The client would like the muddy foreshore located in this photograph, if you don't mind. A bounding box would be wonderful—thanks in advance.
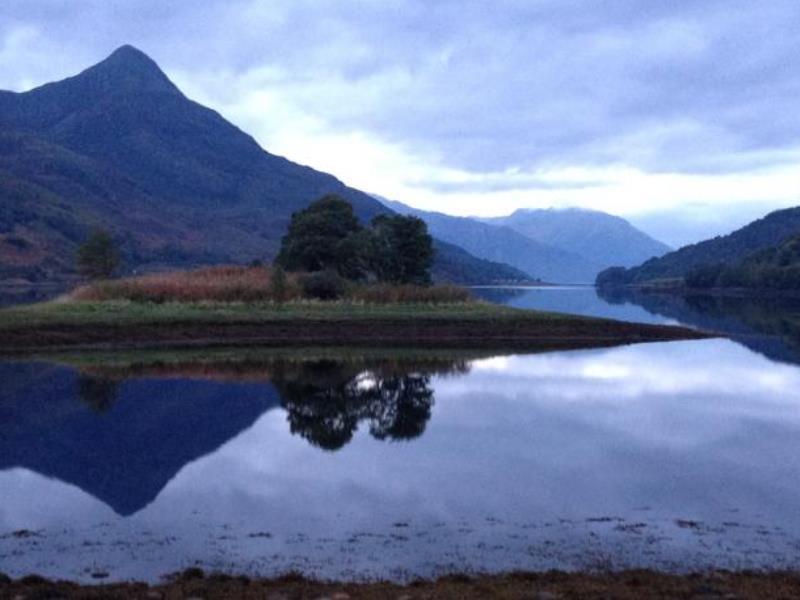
[0,316,713,355]
[2,569,799,599]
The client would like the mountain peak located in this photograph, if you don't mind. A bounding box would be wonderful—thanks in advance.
[80,44,180,96]
[106,44,154,65]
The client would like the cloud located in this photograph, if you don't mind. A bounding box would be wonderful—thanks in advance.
[1,0,799,241]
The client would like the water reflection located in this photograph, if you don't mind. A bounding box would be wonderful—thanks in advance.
[273,360,440,450]
[476,285,800,366]
[473,285,669,324]
[76,375,120,413]
[0,352,471,514]
[2,340,800,582]
[597,287,800,365]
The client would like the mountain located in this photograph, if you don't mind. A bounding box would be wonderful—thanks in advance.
[0,45,522,285]
[483,208,671,271]
[381,200,669,283]
[597,206,800,286]
[381,199,596,283]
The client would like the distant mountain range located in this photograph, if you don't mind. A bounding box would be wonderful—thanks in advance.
[597,206,800,286]
[0,45,526,284]
[381,199,670,283]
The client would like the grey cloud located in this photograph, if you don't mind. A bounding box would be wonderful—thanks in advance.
[1,0,799,176]
[408,177,606,195]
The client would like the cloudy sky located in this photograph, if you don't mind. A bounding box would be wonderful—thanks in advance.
[1,1,799,246]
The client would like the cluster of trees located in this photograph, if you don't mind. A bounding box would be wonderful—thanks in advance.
[685,234,800,290]
[77,229,120,280]
[276,194,434,285]
[74,195,435,289]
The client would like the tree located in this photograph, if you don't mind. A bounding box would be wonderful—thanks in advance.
[275,195,367,278]
[369,215,434,285]
[269,264,289,304]
[77,229,120,280]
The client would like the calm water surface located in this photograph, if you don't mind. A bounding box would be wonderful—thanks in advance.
[2,287,800,582]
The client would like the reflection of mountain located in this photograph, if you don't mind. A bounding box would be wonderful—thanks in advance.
[0,361,279,516]
[0,353,470,515]
[597,287,800,365]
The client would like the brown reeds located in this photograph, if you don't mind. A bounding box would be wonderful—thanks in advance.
[69,266,473,305]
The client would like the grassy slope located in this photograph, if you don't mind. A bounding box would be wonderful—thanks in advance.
[0,300,553,328]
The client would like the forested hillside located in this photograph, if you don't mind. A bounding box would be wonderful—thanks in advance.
[597,207,800,286]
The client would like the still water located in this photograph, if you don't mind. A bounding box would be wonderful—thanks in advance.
[2,288,800,582]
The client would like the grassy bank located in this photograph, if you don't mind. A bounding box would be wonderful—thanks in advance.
[0,298,712,354]
[2,569,799,599]
[0,265,715,353]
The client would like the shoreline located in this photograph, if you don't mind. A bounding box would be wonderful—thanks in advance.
[2,569,799,599]
[599,283,800,299]
[0,301,713,354]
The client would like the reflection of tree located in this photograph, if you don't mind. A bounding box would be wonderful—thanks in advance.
[70,353,473,449]
[77,375,120,413]
[271,358,458,451]
[367,375,433,441]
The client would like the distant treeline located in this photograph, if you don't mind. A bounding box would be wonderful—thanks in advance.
[685,234,800,290]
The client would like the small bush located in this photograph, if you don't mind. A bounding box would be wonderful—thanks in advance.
[300,270,348,300]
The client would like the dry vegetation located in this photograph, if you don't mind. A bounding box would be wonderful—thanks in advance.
[69,265,473,304]
[70,266,298,303]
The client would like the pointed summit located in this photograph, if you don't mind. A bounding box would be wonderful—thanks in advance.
[83,44,180,96]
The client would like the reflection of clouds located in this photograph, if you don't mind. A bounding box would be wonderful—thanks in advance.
[3,338,800,581]
[466,340,800,407]
[439,340,800,450]
[0,468,113,527]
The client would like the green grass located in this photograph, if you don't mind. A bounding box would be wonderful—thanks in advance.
[0,299,583,329]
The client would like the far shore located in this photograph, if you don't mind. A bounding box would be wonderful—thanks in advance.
[0,299,713,354]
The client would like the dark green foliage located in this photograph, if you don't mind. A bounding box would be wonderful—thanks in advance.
[684,264,725,288]
[596,206,800,286]
[76,230,120,280]
[594,266,630,288]
[300,269,348,300]
[369,214,434,285]
[269,264,289,304]
[277,196,436,286]
[685,234,800,290]
[276,195,367,278]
